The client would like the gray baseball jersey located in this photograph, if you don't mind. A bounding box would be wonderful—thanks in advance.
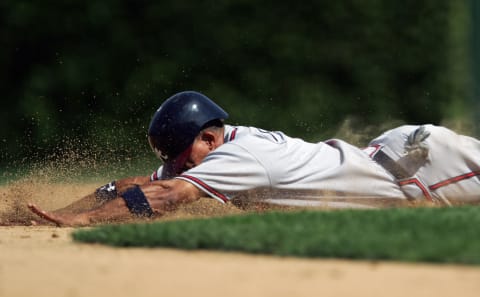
[151,124,480,208]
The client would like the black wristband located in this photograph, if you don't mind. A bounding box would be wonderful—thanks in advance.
[95,181,118,202]
[121,186,154,217]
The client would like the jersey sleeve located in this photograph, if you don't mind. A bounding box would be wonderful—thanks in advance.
[175,143,271,203]
[150,166,163,181]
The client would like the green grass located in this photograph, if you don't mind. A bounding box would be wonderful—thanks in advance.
[73,206,480,265]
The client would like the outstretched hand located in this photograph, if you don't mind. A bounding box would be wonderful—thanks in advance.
[27,203,90,227]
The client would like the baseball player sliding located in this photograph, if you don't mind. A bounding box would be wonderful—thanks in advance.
[28,91,480,226]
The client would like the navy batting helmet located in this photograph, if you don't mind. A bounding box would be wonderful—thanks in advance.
[148,91,228,175]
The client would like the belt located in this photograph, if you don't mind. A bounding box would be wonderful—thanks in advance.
[373,150,410,180]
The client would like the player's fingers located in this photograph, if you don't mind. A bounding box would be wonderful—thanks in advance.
[27,203,45,216]
[27,204,61,226]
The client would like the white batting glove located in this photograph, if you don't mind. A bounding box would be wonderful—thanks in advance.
[404,125,431,159]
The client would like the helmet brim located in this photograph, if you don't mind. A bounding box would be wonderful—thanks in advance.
[148,135,193,178]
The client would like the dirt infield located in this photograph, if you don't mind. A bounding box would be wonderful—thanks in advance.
[1,182,480,297]
[2,226,480,297]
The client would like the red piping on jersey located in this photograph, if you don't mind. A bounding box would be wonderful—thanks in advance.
[429,171,480,190]
[180,174,229,203]
[398,178,433,201]
[367,144,382,157]
[151,170,158,181]
[229,128,238,141]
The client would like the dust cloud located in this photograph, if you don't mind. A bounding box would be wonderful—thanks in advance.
[0,149,245,226]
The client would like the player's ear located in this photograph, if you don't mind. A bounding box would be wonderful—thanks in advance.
[200,130,217,149]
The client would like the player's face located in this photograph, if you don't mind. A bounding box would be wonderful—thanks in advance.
[181,130,223,172]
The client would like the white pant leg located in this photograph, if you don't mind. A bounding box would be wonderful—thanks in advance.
[369,125,480,204]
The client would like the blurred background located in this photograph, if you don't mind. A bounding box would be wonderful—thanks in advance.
[1,0,479,180]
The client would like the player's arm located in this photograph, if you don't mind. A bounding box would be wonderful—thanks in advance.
[28,178,202,226]
[49,175,152,215]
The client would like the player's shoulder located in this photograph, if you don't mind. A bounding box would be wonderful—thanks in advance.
[224,125,288,145]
